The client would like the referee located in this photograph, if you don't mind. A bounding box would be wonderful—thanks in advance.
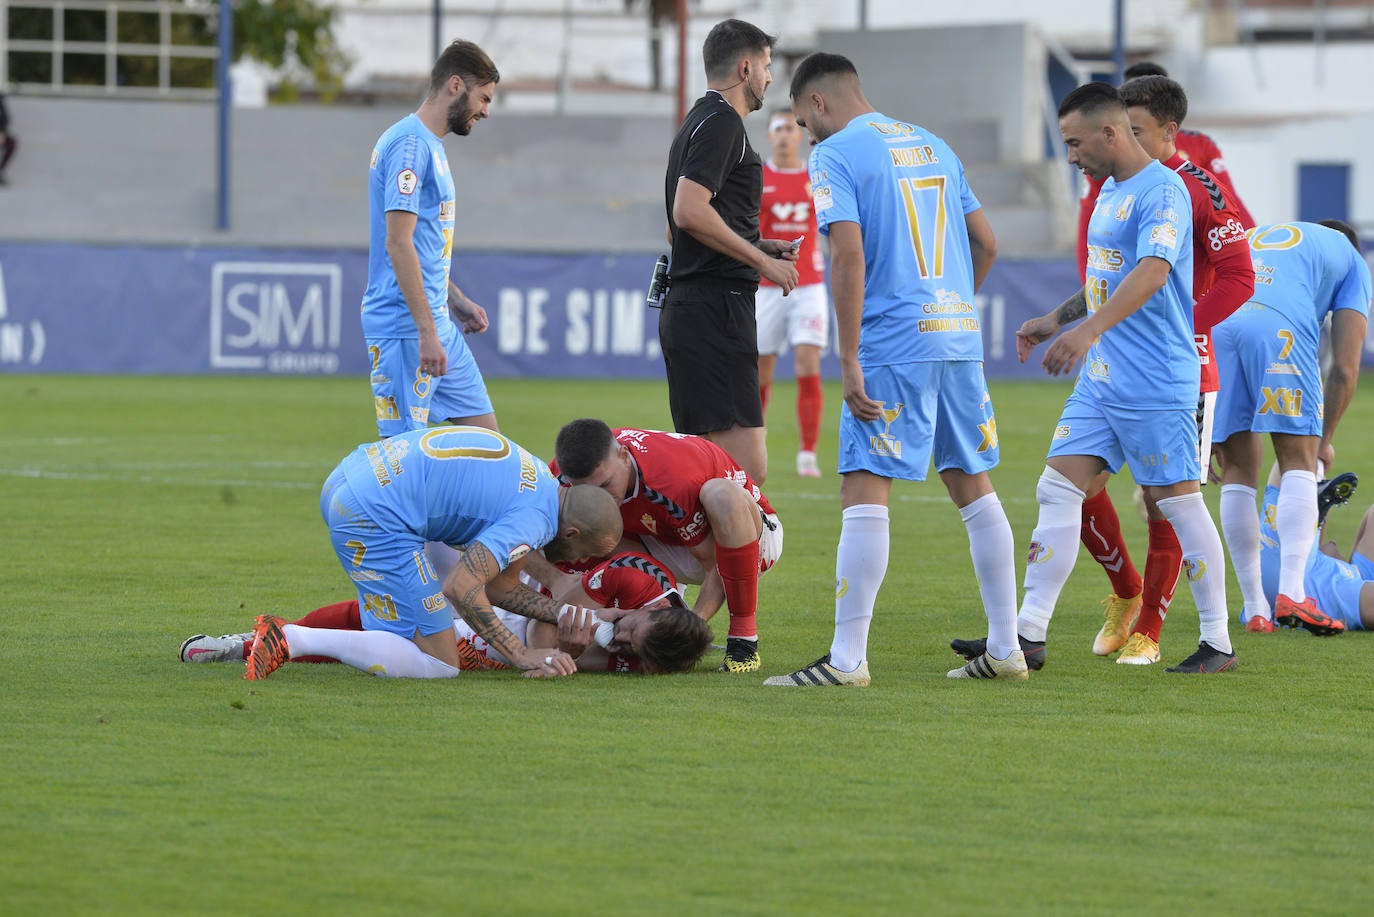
[661,18,799,484]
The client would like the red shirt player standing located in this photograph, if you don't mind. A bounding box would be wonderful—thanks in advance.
[757,108,830,477]
[551,419,783,674]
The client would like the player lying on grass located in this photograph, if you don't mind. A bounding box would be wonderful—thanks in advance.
[181,551,713,674]
[1249,465,1369,633]
[545,418,782,674]
[238,426,625,680]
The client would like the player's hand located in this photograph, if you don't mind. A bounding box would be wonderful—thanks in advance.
[1041,324,1093,377]
[758,257,799,295]
[449,296,490,335]
[1318,441,1336,476]
[418,332,448,377]
[1207,447,1224,484]
[556,606,598,659]
[1015,312,1060,363]
[516,647,577,678]
[841,359,882,423]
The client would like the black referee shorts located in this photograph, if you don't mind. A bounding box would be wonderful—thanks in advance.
[657,277,764,435]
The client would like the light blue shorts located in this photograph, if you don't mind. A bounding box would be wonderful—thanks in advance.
[1212,303,1321,442]
[1046,390,1201,486]
[367,325,494,438]
[319,467,454,637]
[1302,550,1372,632]
[837,361,999,481]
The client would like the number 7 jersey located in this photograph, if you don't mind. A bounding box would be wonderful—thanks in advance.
[808,112,983,366]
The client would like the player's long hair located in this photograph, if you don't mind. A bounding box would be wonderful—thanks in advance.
[638,605,713,674]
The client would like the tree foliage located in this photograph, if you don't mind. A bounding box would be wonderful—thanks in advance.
[4,0,352,101]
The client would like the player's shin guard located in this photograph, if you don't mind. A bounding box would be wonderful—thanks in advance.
[715,541,762,640]
[960,493,1019,659]
[1080,489,1143,599]
[1133,519,1183,642]
[1156,492,1231,654]
[797,374,822,453]
[829,504,889,672]
[281,625,460,678]
[1017,468,1086,642]
[1219,484,1270,621]
[1276,470,1319,602]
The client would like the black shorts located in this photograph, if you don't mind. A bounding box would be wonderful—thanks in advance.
[657,277,764,434]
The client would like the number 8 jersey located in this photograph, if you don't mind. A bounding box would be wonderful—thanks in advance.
[808,113,983,366]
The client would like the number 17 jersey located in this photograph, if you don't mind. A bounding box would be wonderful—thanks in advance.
[808,112,983,366]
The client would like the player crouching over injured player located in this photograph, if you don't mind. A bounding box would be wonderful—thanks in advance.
[549,418,782,674]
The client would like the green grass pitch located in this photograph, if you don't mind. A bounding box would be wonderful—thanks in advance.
[1,372,1371,915]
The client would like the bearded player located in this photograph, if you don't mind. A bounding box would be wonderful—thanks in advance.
[1005,76,1255,666]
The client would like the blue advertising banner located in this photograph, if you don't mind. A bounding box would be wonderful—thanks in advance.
[2,241,1371,378]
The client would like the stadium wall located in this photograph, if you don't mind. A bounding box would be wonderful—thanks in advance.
[2,241,1372,378]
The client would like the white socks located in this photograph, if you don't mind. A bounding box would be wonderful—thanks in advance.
[1276,470,1318,602]
[1219,484,1270,622]
[828,504,889,673]
[282,624,460,678]
[960,493,1019,659]
[1017,468,1086,643]
[1156,492,1232,654]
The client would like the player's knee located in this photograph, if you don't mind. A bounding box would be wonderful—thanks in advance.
[700,478,760,538]
[1037,466,1085,507]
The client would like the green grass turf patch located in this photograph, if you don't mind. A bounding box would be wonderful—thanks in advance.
[1,373,1371,915]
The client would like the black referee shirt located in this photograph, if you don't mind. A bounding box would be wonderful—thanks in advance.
[663,91,762,284]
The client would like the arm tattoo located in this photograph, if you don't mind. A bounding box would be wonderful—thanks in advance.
[447,543,526,665]
[493,583,563,624]
[1055,288,1089,325]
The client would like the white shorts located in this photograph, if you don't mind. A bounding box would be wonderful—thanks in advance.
[756,283,829,356]
[1196,389,1216,485]
[639,511,783,585]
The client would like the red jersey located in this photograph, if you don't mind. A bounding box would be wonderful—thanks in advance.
[1076,128,1254,280]
[611,428,773,548]
[759,159,824,287]
[1165,153,1255,392]
[582,551,682,609]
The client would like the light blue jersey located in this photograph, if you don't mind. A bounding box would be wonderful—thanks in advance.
[1256,484,1369,631]
[321,427,558,636]
[333,426,558,564]
[1079,160,1195,409]
[361,114,456,339]
[1246,222,1372,332]
[1212,223,1370,442]
[808,112,983,365]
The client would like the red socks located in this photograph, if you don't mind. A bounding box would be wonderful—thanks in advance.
[292,600,362,630]
[284,600,362,664]
[714,542,760,639]
[1080,489,1143,599]
[797,374,822,452]
[1133,519,1183,642]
